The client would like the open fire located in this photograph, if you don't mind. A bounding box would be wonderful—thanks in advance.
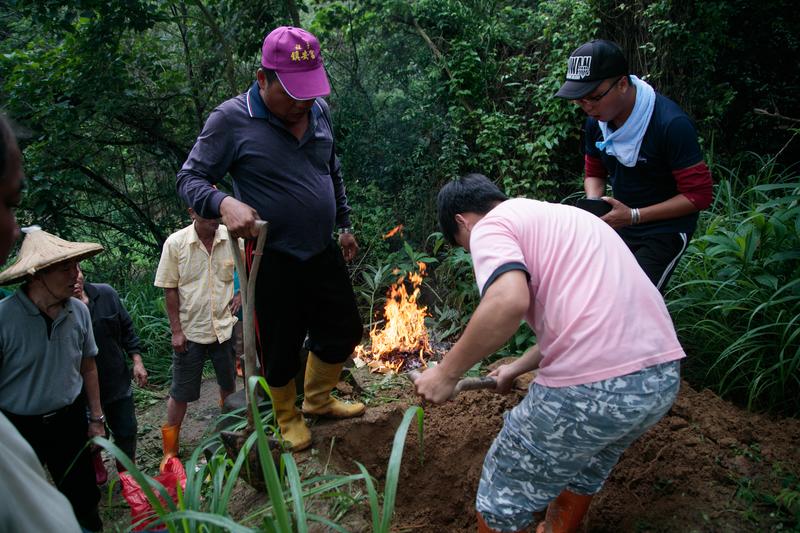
[354,262,437,374]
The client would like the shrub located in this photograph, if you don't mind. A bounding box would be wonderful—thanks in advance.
[667,155,800,415]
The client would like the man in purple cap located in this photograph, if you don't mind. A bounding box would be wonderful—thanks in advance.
[555,39,713,293]
[176,26,364,452]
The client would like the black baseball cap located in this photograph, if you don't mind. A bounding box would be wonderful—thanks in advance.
[555,39,628,99]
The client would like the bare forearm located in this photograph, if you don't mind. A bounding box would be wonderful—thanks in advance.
[81,359,103,418]
[164,288,183,334]
[438,272,529,380]
[638,194,698,225]
[509,344,542,376]
[584,177,606,198]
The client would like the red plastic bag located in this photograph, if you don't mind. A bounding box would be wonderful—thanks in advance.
[119,457,187,531]
[92,450,108,485]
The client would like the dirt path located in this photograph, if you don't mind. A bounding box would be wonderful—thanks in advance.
[100,372,800,532]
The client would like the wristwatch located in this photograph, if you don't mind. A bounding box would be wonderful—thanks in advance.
[89,414,106,424]
[338,227,354,235]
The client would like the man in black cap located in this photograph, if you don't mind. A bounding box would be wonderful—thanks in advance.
[555,39,713,292]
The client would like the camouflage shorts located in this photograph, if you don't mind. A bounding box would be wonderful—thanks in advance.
[476,360,680,532]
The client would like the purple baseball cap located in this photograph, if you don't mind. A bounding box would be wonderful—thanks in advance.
[261,26,330,100]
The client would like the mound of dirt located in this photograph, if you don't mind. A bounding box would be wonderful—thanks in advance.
[104,371,800,532]
[316,374,800,532]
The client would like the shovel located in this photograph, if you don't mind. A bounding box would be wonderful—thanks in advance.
[219,221,281,490]
[407,369,497,399]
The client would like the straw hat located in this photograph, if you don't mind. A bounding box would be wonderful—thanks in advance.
[0,226,104,285]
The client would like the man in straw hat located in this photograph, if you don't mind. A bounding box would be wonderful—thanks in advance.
[0,225,105,531]
[1,113,84,531]
[175,26,364,452]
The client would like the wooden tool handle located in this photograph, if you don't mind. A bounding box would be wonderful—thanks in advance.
[407,371,497,398]
[453,376,497,394]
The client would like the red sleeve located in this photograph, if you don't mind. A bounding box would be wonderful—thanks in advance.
[673,162,713,210]
[584,154,608,179]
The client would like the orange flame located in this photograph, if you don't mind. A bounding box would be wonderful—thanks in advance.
[355,262,430,373]
[382,224,404,239]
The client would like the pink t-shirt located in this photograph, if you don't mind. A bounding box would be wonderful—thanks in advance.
[470,198,685,387]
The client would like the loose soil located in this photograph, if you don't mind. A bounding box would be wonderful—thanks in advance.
[100,365,800,532]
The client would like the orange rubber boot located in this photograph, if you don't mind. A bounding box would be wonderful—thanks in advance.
[535,490,593,533]
[159,423,180,472]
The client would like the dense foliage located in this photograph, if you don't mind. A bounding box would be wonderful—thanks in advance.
[668,156,800,414]
[1,0,798,420]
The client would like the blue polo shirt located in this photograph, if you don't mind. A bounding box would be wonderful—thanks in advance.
[0,290,98,415]
[177,82,352,261]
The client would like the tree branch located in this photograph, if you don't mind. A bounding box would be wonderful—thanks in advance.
[172,1,205,130]
[70,162,167,249]
[190,0,238,97]
[62,209,158,251]
[285,0,300,27]
[754,108,800,124]
[409,16,473,112]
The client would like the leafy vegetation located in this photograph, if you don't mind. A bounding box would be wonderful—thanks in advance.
[2,0,792,411]
[1,0,799,528]
[667,155,800,415]
[96,377,424,531]
[119,280,173,385]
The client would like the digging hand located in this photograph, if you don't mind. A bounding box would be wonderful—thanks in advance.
[411,365,459,404]
[488,364,518,394]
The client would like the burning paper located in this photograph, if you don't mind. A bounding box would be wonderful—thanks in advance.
[355,262,432,373]
[382,224,404,239]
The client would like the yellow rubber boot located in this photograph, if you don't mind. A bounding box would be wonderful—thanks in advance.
[269,380,311,451]
[302,352,365,418]
[535,490,593,533]
[159,423,180,473]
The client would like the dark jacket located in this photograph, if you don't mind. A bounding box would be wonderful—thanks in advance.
[84,283,142,404]
[176,83,352,261]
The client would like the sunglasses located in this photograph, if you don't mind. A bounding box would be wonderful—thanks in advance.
[574,77,623,105]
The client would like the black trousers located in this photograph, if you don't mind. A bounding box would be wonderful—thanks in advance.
[103,394,137,463]
[622,232,690,293]
[4,398,102,531]
[248,240,363,387]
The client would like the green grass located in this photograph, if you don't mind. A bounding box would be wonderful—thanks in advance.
[666,154,800,415]
[95,376,424,532]
[121,281,173,386]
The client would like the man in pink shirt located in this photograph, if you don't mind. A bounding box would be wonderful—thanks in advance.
[414,174,683,533]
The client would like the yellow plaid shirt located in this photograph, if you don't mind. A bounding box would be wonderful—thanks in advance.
[154,223,238,344]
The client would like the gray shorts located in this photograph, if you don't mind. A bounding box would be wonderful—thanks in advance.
[476,361,680,532]
[169,339,236,402]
